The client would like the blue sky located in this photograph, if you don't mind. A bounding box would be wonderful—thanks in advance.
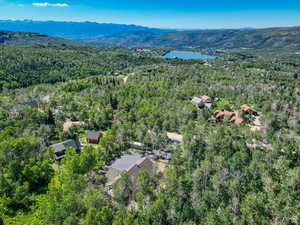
[0,0,300,28]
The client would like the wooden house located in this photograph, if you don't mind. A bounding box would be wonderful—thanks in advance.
[86,131,104,144]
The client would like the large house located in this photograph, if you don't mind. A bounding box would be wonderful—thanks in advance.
[210,105,258,125]
[105,153,155,191]
[50,139,81,161]
[210,109,245,124]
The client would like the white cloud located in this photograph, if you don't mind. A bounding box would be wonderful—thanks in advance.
[32,2,69,7]
[8,3,25,7]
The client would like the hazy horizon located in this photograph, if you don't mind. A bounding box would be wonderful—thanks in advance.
[1,19,300,31]
[0,0,300,29]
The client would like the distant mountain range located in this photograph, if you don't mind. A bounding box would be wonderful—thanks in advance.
[0,20,169,41]
[119,27,300,49]
[0,30,78,46]
[0,20,300,49]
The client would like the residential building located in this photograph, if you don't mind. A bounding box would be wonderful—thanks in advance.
[105,153,155,189]
[86,130,104,144]
[50,139,81,161]
[191,96,214,108]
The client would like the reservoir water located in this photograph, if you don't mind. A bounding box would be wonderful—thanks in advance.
[163,51,216,60]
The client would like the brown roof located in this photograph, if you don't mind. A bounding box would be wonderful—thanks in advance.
[240,104,257,114]
[127,158,154,175]
[212,109,236,122]
[230,116,245,124]
[211,109,247,125]
[211,105,257,125]
[106,153,154,186]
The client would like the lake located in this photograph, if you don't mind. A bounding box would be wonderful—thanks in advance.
[163,51,216,60]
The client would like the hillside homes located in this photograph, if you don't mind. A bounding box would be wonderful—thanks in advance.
[86,130,104,144]
[50,139,81,161]
[105,153,155,195]
[210,104,259,125]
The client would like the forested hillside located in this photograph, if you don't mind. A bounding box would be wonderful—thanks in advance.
[0,30,77,46]
[94,26,300,49]
[0,44,166,88]
[0,41,299,224]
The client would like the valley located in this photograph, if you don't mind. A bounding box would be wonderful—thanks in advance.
[0,27,299,225]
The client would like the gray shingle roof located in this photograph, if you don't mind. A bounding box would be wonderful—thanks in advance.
[109,153,144,171]
[50,139,80,153]
[106,153,154,186]
[86,131,101,140]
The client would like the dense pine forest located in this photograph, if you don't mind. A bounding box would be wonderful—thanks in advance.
[0,40,299,225]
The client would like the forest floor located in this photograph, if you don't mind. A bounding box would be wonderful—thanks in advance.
[63,119,85,132]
